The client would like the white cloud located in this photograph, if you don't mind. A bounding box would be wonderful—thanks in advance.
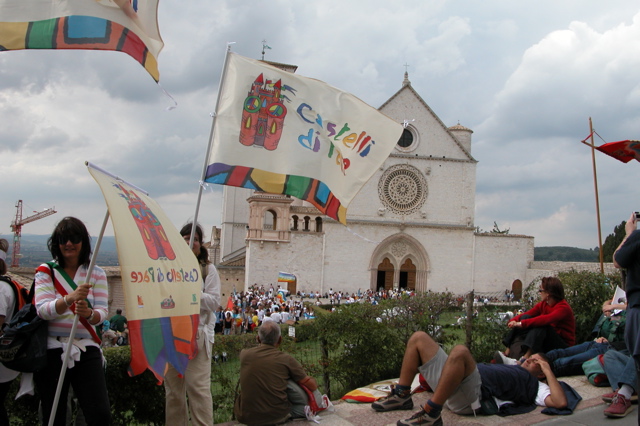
[3,0,640,252]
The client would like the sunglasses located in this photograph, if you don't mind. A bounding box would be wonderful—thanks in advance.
[58,235,82,245]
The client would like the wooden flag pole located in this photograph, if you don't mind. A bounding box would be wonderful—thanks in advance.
[587,117,605,274]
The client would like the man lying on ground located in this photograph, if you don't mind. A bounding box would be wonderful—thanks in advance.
[371,331,567,426]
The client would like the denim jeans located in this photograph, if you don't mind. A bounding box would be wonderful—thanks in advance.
[546,341,611,377]
[603,350,637,392]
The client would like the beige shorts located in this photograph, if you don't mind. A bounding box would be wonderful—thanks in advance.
[418,347,482,415]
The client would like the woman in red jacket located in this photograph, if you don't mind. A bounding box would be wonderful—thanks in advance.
[503,276,575,360]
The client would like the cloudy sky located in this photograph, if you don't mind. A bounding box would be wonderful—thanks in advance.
[2,0,640,250]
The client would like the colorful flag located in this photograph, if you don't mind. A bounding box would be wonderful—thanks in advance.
[205,52,403,224]
[0,0,163,81]
[277,271,296,284]
[595,140,640,163]
[87,163,200,383]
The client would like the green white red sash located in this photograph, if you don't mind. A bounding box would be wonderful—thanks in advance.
[36,262,102,344]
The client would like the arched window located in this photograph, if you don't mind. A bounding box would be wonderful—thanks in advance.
[315,217,323,232]
[291,215,299,231]
[263,210,277,230]
[303,216,310,231]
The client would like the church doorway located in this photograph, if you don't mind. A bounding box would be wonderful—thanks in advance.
[399,258,416,290]
[376,257,394,291]
[369,234,429,292]
[512,279,523,301]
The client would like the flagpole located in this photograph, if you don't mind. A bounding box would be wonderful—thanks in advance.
[48,210,110,426]
[189,43,234,249]
[586,117,605,274]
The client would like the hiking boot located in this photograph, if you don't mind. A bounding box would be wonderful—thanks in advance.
[604,394,634,418]
[602,391,638,403]
[371,387,413,412]
[493,351,518,365]
[396,407,442,426]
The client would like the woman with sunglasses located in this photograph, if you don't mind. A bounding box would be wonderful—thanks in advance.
[34,217,110,426]
[499,276,575,361]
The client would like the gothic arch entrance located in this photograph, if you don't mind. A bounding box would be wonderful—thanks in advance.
[399,258,416,290]
[369,234,429,292]
[376,257,394,291]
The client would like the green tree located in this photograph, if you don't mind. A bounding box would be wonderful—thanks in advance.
[602,221,626,262]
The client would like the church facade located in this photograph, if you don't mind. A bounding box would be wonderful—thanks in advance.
[215,72,542,296]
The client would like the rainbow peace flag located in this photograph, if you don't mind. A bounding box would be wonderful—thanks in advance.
[0,0,163,81]
[277,272,296,284]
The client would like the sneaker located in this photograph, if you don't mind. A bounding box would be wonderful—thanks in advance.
[396,407,442,426]
[493,351,518,366]
[371,387,413,412]
[604,394,634,418]
[603,391,638,404]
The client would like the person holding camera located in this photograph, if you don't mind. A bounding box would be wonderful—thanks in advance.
[613,211,640,421]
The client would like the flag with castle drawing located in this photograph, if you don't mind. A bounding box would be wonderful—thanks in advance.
[87,163,200,383]
[205,52,403,224]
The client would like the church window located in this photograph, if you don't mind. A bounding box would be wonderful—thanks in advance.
[378,164,427,214]
[303,216,310,231]
[291,215,299,231]
[315,217,323,232]
[398,129,413,148]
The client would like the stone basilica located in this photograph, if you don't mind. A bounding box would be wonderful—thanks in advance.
[212,68,541,297]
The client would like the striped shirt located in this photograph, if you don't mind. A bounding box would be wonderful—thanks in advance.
[35,263,109,341]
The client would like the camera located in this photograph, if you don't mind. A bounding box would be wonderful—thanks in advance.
[635,212,640,221]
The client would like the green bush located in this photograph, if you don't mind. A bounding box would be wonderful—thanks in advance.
[313,293,457,397]
[468,309,511,363]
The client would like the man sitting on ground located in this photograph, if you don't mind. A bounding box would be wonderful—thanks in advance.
[372,331,567,425]
[234,321,322,426]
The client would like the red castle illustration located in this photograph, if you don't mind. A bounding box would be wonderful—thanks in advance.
[239,73,287,150]
[114,183,176,260]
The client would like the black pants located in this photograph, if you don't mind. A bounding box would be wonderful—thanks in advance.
[503,315,569,355]
[34,346,111,426]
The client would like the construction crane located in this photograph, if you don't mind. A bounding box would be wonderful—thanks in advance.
[10,200,57,267]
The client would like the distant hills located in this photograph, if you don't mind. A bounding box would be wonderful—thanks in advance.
[0,234,119,268]
[533,246,599,262]
[1,235,599,268]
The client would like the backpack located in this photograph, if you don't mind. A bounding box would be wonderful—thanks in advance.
[582,354,609,387]
[0,274,49,372]
[0,276,29,329]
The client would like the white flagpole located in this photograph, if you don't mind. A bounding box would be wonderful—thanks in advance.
[189,43,234,248]
[48,209,110,426]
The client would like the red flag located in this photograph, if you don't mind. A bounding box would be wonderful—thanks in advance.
[226,296,234,310]
[595,140,640,163]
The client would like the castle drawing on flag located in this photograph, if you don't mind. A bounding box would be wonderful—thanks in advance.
[239,73,293,151]
[113,182,176,261]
